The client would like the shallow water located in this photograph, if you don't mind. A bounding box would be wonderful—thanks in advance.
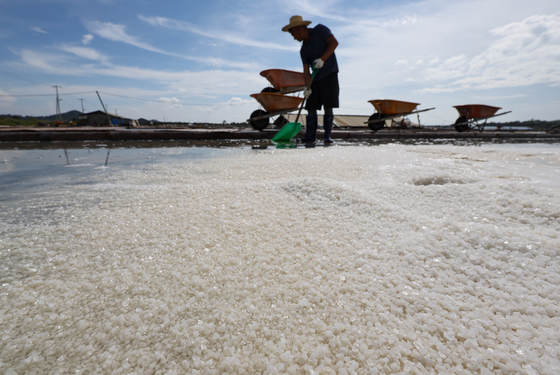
[1,142,560,374]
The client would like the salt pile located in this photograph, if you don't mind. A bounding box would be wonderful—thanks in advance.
[1,144,560,374]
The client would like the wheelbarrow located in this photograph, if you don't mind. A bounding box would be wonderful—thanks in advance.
[248,69,306,131]
[365,99,435,131]
[453,104,512,132]
[259,69,305,94]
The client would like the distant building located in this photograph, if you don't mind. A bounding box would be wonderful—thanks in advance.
[78,111,138,127]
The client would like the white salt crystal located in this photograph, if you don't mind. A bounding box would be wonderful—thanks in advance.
[2,144,560,374]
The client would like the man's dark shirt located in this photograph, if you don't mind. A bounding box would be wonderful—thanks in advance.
[300,24,339,82]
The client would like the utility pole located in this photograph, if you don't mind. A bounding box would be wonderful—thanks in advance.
[96,91,114,127]
[78,99,85,113]
[52,85,62,122]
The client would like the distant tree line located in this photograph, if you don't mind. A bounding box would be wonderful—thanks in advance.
[0,111,251,128]
[0,115,57,127]
[0,111,83,126]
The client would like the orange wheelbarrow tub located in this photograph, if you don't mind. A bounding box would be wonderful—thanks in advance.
[453,104,501,119]
[453,104,511,132]
[368,99,420,115]
[260,69,305,93]
[250,92,303,112]
[365,99,434,132]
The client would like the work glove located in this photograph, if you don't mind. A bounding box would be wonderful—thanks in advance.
[304,88,312,98]
[313,58,324,69]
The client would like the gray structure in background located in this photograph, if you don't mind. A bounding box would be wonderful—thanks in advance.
[78,111,138,127]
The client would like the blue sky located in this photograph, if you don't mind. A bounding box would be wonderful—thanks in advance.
[0,0,559,124]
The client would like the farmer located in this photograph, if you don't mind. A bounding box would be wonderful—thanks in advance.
[282,15,339,144]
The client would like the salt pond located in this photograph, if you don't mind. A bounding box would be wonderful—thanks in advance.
[1,141,560,374]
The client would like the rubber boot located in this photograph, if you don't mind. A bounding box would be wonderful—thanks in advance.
[323,114,334,144]
[300,114,317,143]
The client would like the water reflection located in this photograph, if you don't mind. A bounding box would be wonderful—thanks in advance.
[62,148,111,166]
[0,141,252,205]
[0,139,269,151]
[1,136,559,152]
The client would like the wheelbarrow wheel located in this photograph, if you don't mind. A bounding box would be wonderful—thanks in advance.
[368,113,385,132]
[454,116,468,132]
[250,109,269,131]
[273,115,289,128]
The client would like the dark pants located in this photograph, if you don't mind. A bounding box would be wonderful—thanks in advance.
[305,73,339,111]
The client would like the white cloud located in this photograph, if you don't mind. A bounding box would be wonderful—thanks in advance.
[209,97,254,111]
[84,20,258,69]
[81,34,94,45]
[224,97,253,106]
[139,15,296,51]
[400,15,417,26]
[279,0,348,22]
[14,48,264,97]
[199,96,255,115]
[419,14,560,92]
[0,89,16,105]
[84,21,163,54]
[17,49,78,76]
[475,94,526,100]
[157,97,182,108]
[421,55,470,82]
[58,45,108,63]
[31,26,48,34]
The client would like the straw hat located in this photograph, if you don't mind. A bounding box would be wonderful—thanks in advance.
[282,15,311,32]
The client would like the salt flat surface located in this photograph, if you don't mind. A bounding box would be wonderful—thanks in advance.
[1,143,560,374]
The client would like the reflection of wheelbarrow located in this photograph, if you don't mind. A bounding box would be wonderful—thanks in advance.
[365,99,435,131]
[248,69,305,131]
[453,104,512,132]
